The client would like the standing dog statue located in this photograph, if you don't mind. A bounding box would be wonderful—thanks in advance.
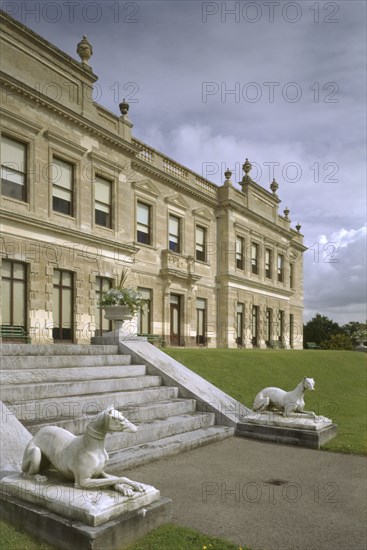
[252,377,316,418]
[22,406,146,496]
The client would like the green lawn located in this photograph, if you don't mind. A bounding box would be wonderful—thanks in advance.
[0,521,248,550]
[165,348,367,455]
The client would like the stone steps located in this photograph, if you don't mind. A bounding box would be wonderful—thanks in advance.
[8,386,180,422]
[0,344,119,356]
[1,343,235,467]
[106,412,216,451]
[24,399,197,434]
[1,364,147,384]
[2,375,162,402]
[0,354,132,369]
[107,425,235,470]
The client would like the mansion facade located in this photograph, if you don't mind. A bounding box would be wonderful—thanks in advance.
[0,12,306,348]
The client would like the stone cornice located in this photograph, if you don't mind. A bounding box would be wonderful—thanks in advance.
[0,209,139,256]
[217,274,293,298]
[0,11,97,84]
[0,73,139,157]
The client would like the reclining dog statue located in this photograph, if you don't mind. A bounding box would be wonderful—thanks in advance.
[22,406,146,497]
[252,377,316,418]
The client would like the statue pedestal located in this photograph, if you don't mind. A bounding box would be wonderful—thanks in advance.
[237,412,337,449]
[0,472,171,549]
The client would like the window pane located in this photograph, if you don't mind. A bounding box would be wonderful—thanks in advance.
[53,270,61,285]
[52,159,73,190]
[196,298,206,309]
[95,177,111,203]
[2,260,12,278]
[137,203,149,225]
[62,271,72,287]
[13,281,25,325]
[169,216,179,236]
[1,136,26,166]
[13,262,25,279]
[1,166,25,185]
[62,288,72,325]
[53,287,60,327]
[196,226,204,245]
[1,280,11,323]
[53,186,72,201]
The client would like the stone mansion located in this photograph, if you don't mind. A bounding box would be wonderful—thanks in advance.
[0,11,306,348]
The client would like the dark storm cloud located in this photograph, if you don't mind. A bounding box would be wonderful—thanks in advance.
[2,0,366,322]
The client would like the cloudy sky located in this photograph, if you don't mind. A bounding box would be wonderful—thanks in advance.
[5,0,366,324]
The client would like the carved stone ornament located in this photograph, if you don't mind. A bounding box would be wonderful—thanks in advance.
[77,35,93,65]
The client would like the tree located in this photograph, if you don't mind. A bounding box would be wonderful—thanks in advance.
[303,313,340,346]
[321,333,353,350]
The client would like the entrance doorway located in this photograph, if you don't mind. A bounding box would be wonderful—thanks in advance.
[170,294,181,346]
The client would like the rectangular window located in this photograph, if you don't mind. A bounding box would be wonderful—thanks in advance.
[1,260,27,328]
[278,310,284,342]
[137,202,151,245]
[277,254,284,282]
[265,248,272,279]
[195,226,206,262]
[138,288,152,334]
[52,157,73,215]
[266,308,272,342]
[169,214,181,253]
[95,176,112,228]
[95,276,112,336]
[290,263,294,289]
[196,298,206,345]
[290,313,294,348]
[236,237,244,270]
[1,135,27,201]
[236,303,243,345]
[251,243,259,275]
[53,269,73,342]
[252,305,258,346]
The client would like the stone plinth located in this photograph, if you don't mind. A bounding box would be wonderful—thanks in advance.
[0,472,171,550]
[0,472,160,527]
[237,412,337,449]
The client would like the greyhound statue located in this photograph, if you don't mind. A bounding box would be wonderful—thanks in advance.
[22,406,146,497]
[252,377,316,418]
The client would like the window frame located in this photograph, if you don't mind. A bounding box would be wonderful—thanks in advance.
[251,243,259,275]
[265,248,272,279]
[277,254,285,283]
[236,236,244,270]
[94,174,112,229]
[51,156,75,217]
[168,213,182,254]
[195,225,207,263]
[1,134,27,202]
[1,260,28,328]
[136,201,152,245]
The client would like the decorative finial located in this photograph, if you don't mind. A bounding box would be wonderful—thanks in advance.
[119,99,129,116]
[283,206,290,219]
[224,168,232,186]
[296,222,302,232]
[243,158,252,176]
[270,178,279,194]
[77,35,93,66]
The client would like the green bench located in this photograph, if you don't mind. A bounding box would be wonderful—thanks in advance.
[305,342,321,350]
[0,325,31,343]
[138,333,166,347]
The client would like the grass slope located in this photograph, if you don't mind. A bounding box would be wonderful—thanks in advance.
[165,349,367,455]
